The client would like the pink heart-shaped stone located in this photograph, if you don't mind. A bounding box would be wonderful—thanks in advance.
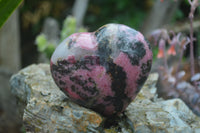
[50,24,152,116]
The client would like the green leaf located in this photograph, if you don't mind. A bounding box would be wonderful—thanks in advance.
[0,0,23,29]
[60,16,76,41]
[45,44,56,58]
[36,34,48,52]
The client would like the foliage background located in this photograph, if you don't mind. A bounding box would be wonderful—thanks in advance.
[18,0,196,66]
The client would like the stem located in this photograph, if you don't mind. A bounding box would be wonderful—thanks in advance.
[189,17,195,78]
[163,44,168,71]
[188,0,198,87]
[175,49,184,85]
[178,50,184,73]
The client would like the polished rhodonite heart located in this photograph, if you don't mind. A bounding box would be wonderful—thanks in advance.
[50,23,152,116]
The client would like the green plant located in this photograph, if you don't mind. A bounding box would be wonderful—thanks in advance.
[36,16,87,59]
[35,34,55,58]
[84,0,151,30]
[0,0,23,29]
[60,16,87,41]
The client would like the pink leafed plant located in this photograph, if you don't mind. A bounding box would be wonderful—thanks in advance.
[149,0,200,116]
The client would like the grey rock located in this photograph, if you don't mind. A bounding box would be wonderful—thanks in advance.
[10,64,200,133]
[38,17,60,63]
[10,64,102,133]
[126,74,200,133]
[42,17,59,43]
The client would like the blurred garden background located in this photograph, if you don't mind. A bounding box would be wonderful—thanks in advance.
[0,0,200,132]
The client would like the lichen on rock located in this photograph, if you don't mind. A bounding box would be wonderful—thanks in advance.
[10,64,200,133]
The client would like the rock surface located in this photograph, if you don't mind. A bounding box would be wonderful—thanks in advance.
[10,64,200,133]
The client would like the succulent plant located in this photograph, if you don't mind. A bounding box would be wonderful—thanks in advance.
[50,23,152,116]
